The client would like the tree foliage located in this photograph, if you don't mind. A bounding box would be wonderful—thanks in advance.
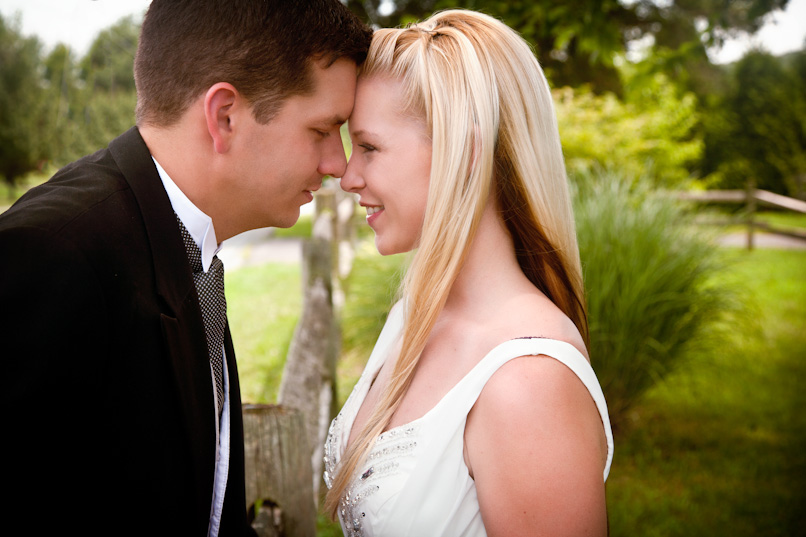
[0,13,138,185]
[0,3,801,197]
[555,70,702,187]
[0,15,47,184]
[701,50,806,196]
[345,0,790,93]
[79,15,139,93]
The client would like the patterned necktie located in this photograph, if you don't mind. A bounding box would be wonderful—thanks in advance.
[176,217,226,415]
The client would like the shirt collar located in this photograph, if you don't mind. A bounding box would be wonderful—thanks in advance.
[152,157,222,272]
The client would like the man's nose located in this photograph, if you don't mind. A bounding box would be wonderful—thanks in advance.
[319,136,348,179]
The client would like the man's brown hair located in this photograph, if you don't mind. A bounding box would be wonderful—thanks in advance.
[134,0,372,126]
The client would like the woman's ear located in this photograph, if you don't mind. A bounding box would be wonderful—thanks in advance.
[204,82,238,154]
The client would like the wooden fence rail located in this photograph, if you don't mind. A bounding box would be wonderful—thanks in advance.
[676,182,806,250]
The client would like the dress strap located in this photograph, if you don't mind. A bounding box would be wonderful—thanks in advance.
[444,337,614,480]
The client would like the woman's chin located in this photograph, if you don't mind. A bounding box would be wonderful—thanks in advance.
[375,236,403,257]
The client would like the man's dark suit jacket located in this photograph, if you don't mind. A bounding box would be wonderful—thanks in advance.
[1,127,256,536]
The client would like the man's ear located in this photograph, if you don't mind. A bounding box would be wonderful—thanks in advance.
[204,82,239,154]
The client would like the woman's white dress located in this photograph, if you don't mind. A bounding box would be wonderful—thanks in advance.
[324,304,614,536]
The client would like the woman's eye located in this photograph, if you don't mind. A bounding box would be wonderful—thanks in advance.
[359,143,376,152]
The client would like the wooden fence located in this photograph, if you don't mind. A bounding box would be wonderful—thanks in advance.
[244,182,357,536]
[676,181,806,250]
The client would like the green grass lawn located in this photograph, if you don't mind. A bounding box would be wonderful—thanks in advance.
[226,245,805,536]
[756,210,806,230]
[226,263,301,404]
[607,248,806,536]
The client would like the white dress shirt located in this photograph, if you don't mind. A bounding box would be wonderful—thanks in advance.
[153,157,231,537]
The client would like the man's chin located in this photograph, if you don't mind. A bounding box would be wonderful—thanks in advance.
[273,210,301,230]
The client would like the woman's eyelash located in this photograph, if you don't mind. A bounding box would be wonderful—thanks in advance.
[359,143,376,152]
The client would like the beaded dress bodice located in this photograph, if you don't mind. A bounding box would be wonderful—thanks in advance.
[324,304,614,537]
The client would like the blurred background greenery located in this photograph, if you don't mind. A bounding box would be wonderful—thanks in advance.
[2,0,805,198]
[2,1,805,535]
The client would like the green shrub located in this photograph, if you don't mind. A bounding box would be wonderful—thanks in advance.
[574,169,743,429]
[554,72,702,189]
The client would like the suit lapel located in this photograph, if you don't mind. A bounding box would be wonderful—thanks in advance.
[108,127,194,314]
[108,127,218,508]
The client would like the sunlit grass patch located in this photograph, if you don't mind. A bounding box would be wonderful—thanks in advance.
[226,262,301,404]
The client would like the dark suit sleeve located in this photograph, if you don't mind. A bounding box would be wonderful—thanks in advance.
[1,224,112,521]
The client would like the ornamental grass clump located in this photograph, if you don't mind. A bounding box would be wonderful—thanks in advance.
[573,170,742,430]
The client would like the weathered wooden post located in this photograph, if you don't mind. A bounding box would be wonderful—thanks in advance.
[243,404,316,537]
[335,188,357,309]
[312,181,356,312]
[277,190,341,503]
[746,178,756,250]
[241,182,358,534]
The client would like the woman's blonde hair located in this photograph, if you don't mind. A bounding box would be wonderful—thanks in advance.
[325,9,587,515]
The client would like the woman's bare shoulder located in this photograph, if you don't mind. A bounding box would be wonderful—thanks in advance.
[464,347,608,536]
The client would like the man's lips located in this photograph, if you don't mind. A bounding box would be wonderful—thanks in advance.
[301,183,322,202]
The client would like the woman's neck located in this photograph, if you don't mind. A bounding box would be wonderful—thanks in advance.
[443,201,532,317]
